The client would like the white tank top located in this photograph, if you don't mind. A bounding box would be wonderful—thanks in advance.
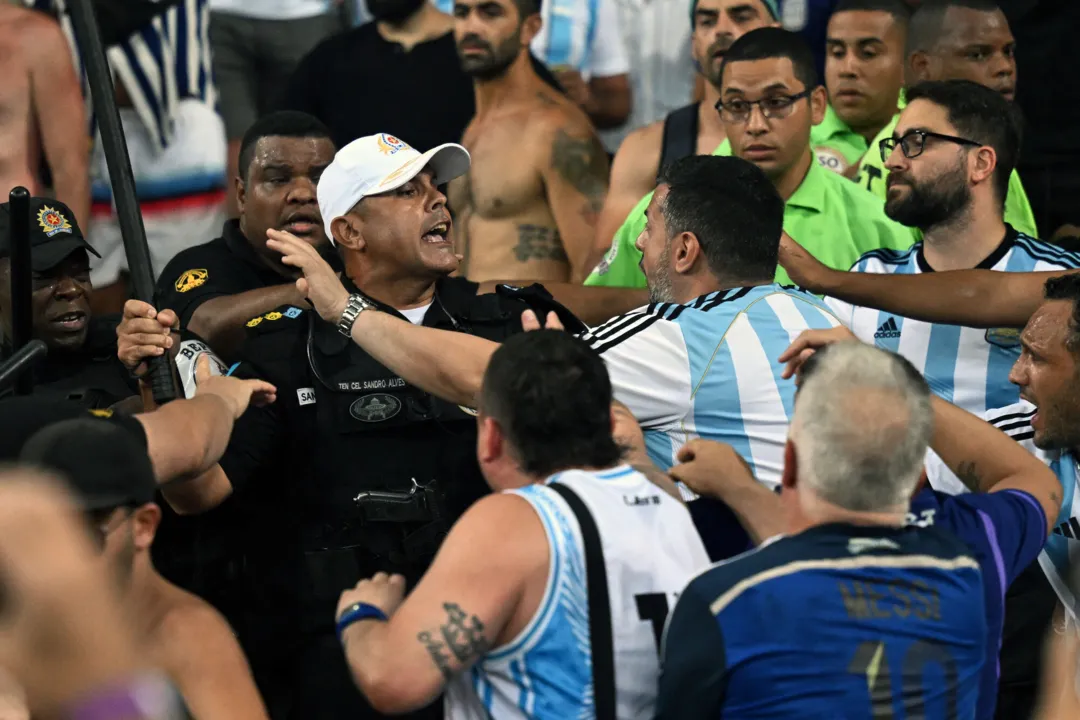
[444,465,709,719]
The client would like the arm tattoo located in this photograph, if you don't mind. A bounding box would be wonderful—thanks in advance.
[956,461,983,492]
[550,129,608,225]
[416,602,491,681]
[515,225,568,262]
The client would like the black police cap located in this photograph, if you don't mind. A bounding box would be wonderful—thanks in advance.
[0,197,99,272]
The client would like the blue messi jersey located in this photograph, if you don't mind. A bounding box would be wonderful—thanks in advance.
[581,285,840,494]
[827,227,1080,415]
[907,487,1048,719]
[656,523,986,719]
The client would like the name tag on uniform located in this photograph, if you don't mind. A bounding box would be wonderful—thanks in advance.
[297,387,316,406]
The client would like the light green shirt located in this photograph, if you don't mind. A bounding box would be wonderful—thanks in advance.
[811,105,869,176]
[855,97,1039,238]
[586,147,918,288]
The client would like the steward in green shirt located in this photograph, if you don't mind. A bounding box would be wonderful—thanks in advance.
[588,28,915,288]
[811,105,868,176]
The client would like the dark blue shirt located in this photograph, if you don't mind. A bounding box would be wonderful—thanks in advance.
[906,487,1048,719]
[656,522,986,719]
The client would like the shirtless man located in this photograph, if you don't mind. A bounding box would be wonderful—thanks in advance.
[450,0,609,284]
[19,416,270,720]
[0,4,89,228]
[593,0,778,263]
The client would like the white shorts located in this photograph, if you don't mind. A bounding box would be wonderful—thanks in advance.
[88,99,228,287]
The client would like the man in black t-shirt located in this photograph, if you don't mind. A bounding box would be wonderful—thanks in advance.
[154,111,336,361]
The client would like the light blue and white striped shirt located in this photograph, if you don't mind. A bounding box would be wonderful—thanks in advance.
[444,466,708,719]
[927,402,1079,623]
[582,285,840,493]
[827,227,1080,416]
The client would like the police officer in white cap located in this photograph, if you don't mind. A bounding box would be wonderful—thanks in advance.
[118,132,581,720]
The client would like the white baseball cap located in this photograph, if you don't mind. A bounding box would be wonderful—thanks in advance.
[317,133,471,242]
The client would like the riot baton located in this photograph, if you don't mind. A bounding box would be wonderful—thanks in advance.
[8,187,34,395]
[0,340,47,391]
[66,0,178,404]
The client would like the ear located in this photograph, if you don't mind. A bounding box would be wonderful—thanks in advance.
[672,231,703,275]
[331,214,366,252]
[131,503,161,552]
[781,439,798,492]
[809,85,828,125]
[477,416,504,465]
[908,51,931,83]
[235,175,246,216]
[969,145,997,189]
[521,13,542,46]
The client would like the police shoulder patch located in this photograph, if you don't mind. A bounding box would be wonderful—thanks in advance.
[175,269,208,293]
[245,306,306,332]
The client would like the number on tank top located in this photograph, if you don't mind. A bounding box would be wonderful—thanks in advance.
[635,593,670,654]
[847,639,959,719]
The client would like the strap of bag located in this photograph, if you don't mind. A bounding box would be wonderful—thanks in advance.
[548,482,616,720]
[659,103,701,172]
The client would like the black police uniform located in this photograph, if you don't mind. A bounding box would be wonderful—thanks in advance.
[0,313,133,407]
[0,196,133,407]
[156,220,298,327]
[220,275,581,720]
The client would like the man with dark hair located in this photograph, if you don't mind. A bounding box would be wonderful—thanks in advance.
[827,79,1080,416]
[334,330,708,717]
[587,27,913,289]
[854,0,1038,236]
[145,111,336,360]
[448,0,610,285]
[19,418,270,720]
[594,0,779,258]
[818,0,910,175]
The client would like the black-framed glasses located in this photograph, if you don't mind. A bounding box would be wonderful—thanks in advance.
[879,129,982,162]
[715,89,813,123]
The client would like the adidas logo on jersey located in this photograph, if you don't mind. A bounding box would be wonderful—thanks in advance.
[1052,517,1080,539]
[874,318,901,339]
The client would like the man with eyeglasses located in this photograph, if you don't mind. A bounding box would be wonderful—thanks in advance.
[823,77,1080,720]
[16,416,271,720]
[587,27,914,288]
[853,0,1038,238]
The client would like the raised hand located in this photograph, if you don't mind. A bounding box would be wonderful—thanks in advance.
[193,355,277,418]
[777,326,859,382]
[116,300,177,377]
[669,440,757,499]
[266,229,350,324]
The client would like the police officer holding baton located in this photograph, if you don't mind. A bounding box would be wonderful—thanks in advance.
[117,132,580,719]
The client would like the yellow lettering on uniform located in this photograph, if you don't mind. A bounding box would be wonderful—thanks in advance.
[838,581,871,619]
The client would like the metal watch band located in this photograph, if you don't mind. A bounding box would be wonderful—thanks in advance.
[337,294,370,337]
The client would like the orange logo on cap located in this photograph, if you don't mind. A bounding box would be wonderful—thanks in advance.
[376,134,410,156]
[37,206,72,238]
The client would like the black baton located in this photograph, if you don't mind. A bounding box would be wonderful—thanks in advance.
[8,187,34,396]
[66,0,178,404]
[0,340,47,391]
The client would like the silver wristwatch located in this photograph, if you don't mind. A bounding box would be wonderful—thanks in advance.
[337,293,374,337]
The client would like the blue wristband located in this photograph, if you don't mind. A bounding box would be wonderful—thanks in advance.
[336,602,388,642]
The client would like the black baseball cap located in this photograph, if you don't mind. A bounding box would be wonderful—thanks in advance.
[18,417,156,512]
[0,197,99,272]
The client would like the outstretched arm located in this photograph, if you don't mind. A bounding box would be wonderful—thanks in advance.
[338,494,543,714]
[780,232,1066,328]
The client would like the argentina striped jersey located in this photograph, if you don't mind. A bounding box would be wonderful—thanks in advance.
[827,226,1080,415]
[926,402,1079,622]
[580,284,840,494]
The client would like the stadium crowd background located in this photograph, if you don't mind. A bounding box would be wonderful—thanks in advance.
[0,0,1079,718]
